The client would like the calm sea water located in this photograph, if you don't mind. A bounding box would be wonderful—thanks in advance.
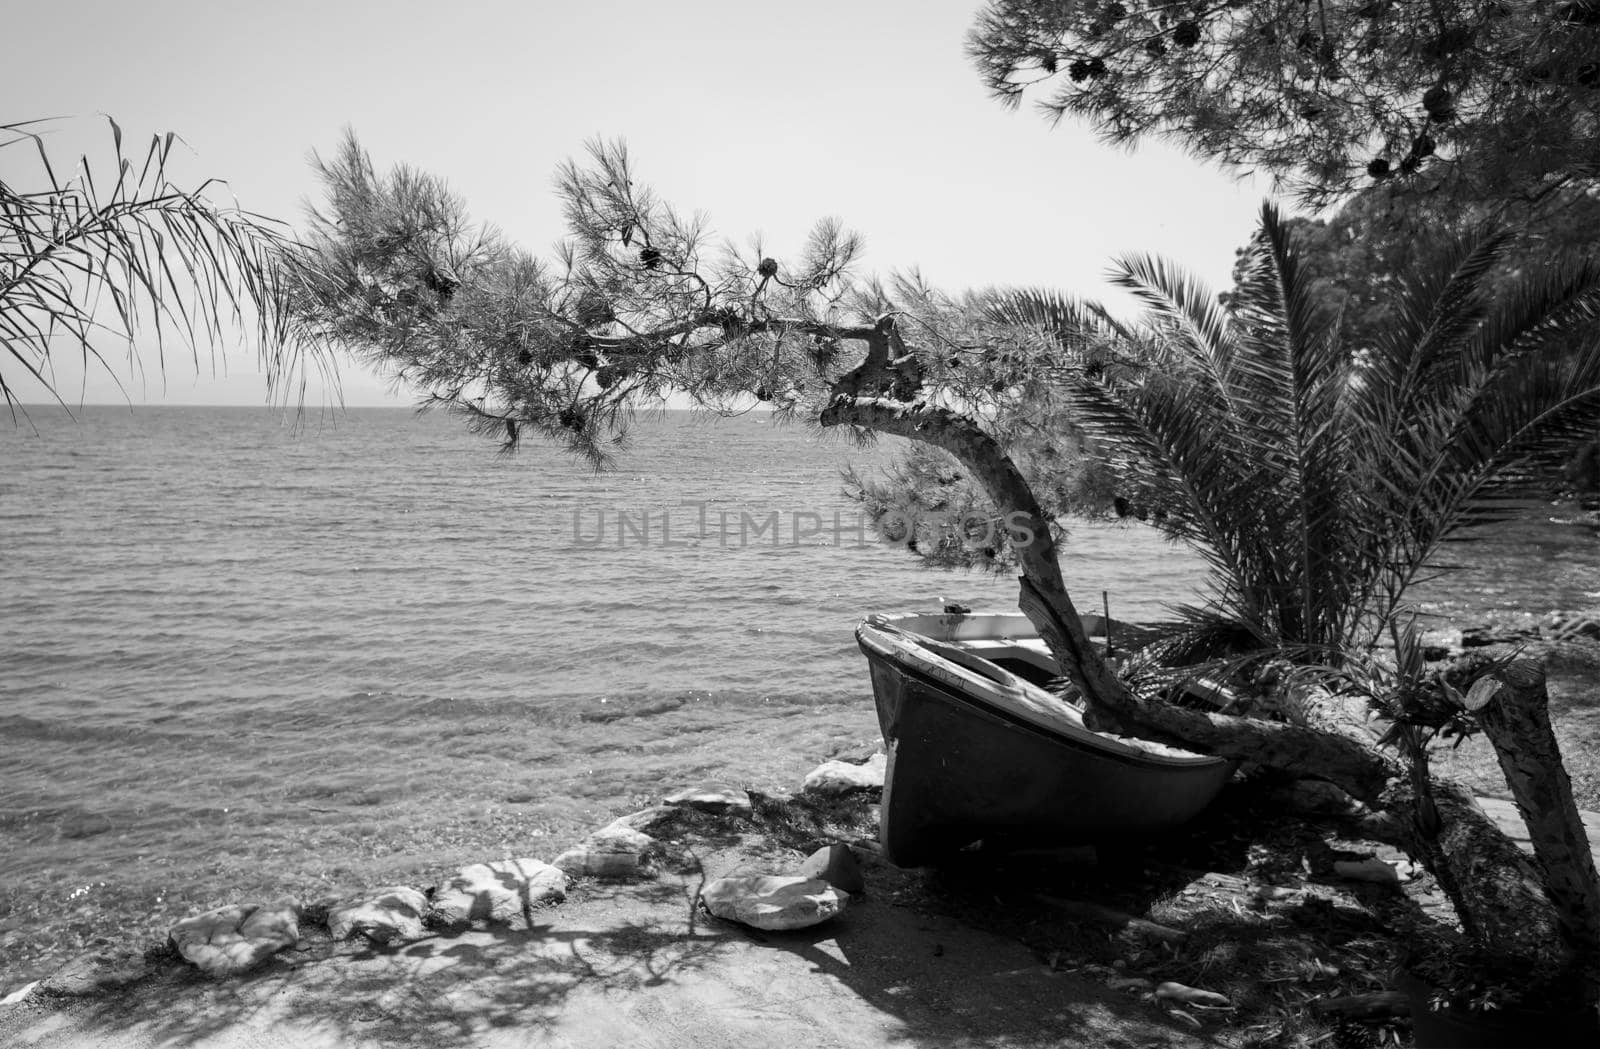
[2,406,1596,988]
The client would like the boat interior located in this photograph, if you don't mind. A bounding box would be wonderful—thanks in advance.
[862,610,1234,711]
[861,611,1106,690]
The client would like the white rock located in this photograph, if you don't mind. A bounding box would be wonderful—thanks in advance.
[700,875,848,931]
[430,859,566,927]
[1154,981,1232,1007]
[1,981,40,1007]
[327,886,428,943]
[663,784,752,817]
[169,901,299,977]
[606,805,693,838]
[801,753,887,796]
[554,826,659,880]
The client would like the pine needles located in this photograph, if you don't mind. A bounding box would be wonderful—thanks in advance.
[0,116,334,416]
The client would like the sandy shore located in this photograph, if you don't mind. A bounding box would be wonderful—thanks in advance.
[0,797,1206,1049]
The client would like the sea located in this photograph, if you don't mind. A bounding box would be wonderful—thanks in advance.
[2,406,1597,989]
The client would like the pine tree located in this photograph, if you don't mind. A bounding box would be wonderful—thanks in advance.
[969,0,1600,208]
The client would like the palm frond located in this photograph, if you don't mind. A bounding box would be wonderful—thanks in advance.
[1110,252,1238,394]
[1040,206,1600,662]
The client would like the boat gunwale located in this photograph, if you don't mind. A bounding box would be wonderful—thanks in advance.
[857,622,1228,771]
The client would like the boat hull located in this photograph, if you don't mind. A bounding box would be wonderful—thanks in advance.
[861,628,1233,867]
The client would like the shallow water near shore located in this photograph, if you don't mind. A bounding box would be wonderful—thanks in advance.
[2,406,1598,989]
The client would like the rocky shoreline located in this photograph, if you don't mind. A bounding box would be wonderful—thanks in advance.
[0,760,890,1006]
[2,752,1210,1049]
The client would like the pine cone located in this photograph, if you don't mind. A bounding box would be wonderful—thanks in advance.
[1422,86,1455,122]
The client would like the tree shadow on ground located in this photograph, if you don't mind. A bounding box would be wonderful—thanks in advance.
[883,781,1419,1046]
[739,904,1216,1049]
[39,894,729,1047]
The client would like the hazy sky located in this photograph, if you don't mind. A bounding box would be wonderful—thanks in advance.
[5,0,1275,407]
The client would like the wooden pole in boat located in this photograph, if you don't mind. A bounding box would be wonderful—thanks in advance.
[1103,591,1113,659]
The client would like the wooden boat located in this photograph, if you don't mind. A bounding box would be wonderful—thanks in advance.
[856,611,1234,867]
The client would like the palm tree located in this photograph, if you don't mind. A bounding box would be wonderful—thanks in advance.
[0,116,331,413]
[993,203,1600,663]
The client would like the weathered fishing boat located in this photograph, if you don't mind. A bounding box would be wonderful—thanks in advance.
[856,611,1234,867]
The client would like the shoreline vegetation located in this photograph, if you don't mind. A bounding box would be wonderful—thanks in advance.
[4,615,1599,1045]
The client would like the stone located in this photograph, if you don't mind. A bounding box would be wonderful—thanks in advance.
[663,784,752,817]
[801,753,887,796]
[700,875,849,931]
[429,858,566,927]
[169,901,299,977]
[39,947,153,996]
[0,981,39,1007]
[798,844,865,894]
[1154,981,1231,1007]
[327,886,428,943]
[607,805,696,839]
[554,825,659,880]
